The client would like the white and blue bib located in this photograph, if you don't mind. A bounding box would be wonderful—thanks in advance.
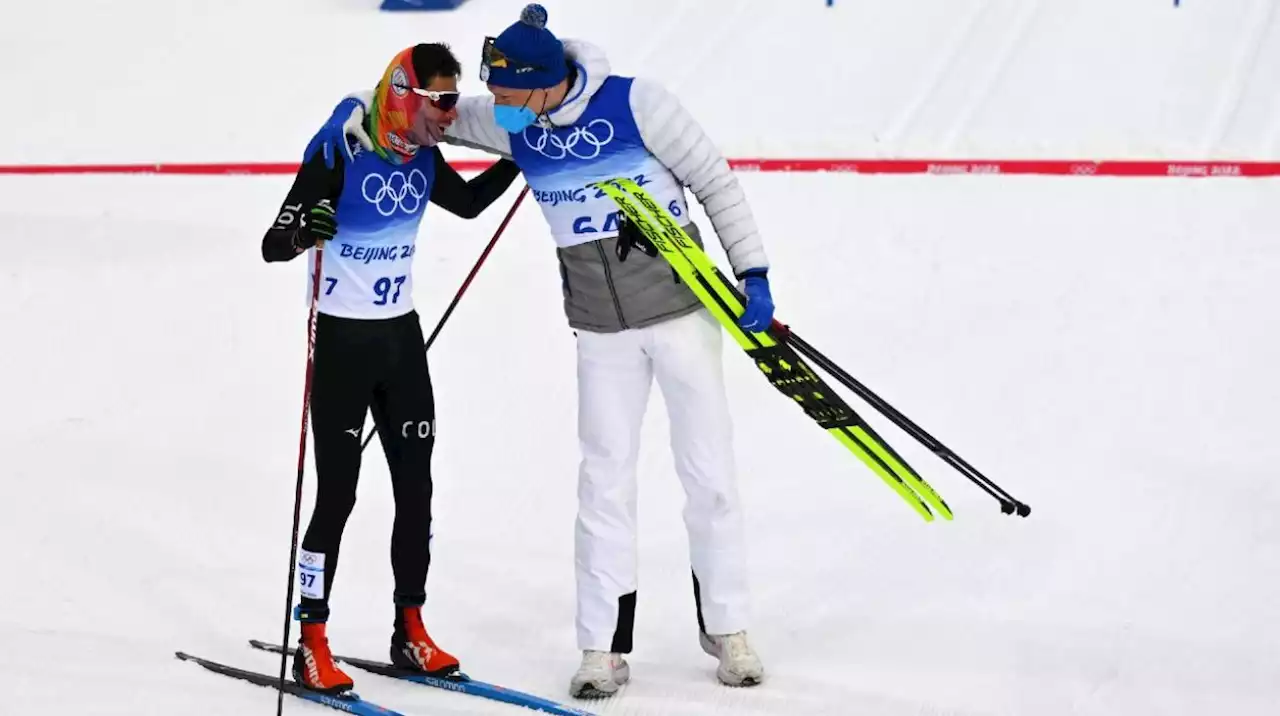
[306,148,435,319]
[510,76,689,248]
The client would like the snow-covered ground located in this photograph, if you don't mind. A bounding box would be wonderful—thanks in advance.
[4,0,1279,713]
[3,171,1278,715]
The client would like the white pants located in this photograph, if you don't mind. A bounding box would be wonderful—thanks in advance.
[574,308,750,652]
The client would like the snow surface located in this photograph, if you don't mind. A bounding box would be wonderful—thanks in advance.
[4,1,1280,714]
[3,172,1278,715]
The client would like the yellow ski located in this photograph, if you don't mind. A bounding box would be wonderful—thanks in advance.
[592,178,952,522]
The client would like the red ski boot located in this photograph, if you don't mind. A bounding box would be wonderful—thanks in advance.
[390,606,460,676]
[293,622,354,694]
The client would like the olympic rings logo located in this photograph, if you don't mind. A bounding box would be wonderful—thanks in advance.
[523,119,615,160]
[362,170,428,217]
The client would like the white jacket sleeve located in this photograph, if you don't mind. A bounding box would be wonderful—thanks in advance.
[444,96,513,158]
[629,78,768,276]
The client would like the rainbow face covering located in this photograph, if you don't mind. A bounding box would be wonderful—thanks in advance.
[370,48,425,164]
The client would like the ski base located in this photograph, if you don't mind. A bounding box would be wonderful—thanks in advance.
[176,650,405,715]
[249,639,597,716]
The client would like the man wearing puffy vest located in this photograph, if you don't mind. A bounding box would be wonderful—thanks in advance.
[318,3,773,698]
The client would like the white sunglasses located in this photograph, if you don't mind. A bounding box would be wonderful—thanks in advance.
[393,84,460,109]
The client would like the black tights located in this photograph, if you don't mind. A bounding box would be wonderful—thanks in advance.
[296,311,436,622]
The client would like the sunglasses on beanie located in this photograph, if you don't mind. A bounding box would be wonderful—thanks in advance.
[478,36,547,81]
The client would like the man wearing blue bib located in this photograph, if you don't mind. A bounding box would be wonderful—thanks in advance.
[261,43,521,695]
[317,4,773,697]
[464,7,773,695]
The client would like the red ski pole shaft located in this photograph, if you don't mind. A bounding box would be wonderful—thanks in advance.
[425,184,530,350]
[277,239,326,711]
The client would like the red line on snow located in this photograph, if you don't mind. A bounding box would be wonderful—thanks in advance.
[0,159,1277,177]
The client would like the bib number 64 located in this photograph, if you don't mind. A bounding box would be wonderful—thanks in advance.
[573,200,686,235]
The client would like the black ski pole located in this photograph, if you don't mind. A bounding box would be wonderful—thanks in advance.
[770,320,1031,517]
[360,184,529,452]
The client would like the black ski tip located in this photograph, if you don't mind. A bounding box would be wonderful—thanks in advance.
[175,651,192,661]
[1015,502,1031,518]
[248,639,293,657]
[1000,501,1015,515]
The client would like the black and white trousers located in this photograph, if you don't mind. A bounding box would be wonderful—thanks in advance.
[574,308,751,652]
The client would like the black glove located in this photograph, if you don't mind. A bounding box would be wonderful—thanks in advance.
[293,199,338,252]
[615,211,658,262]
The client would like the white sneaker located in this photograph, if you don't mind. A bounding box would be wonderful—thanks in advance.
[569,650,630,698]
[700,631,764,686]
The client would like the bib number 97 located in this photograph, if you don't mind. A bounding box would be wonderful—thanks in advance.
[374,275,406,305]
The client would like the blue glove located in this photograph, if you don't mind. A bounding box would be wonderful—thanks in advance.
[737,268,775,332]
[303,97,369,169]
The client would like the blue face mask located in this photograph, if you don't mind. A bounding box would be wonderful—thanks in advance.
[494,104,537,134]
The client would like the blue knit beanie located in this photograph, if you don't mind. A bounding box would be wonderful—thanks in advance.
[485,4,568,90]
